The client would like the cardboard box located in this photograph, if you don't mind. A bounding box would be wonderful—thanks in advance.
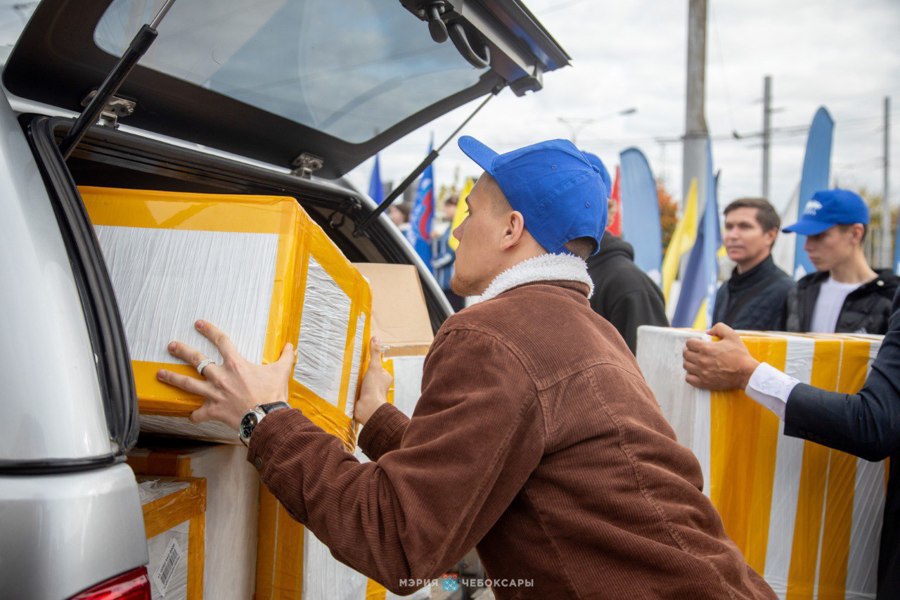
[353,263,433,358]
[130,443,259,600]
[138,477,207,600]
[636,326,886,599]
[82,186,370,446]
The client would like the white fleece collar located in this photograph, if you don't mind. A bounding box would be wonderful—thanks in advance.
[475,253,594,303]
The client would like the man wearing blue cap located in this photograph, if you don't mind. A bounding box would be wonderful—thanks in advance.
[159,137,775,599]
[783,188,898,334]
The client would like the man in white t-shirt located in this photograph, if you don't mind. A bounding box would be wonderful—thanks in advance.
[782,188,898,334]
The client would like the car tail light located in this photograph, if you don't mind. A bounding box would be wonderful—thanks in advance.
[70,567,151,600]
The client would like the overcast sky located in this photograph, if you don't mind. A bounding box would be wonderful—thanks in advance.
[346,0,900,217]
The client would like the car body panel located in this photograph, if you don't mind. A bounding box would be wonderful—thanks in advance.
[0,464,148,599]
[0,90,112,462]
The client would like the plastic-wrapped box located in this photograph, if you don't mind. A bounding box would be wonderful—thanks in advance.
[129,443,259,599]
[256,486,432,600]
[636,326,886,599]
[138,477,206,600]
[81,186,370,446]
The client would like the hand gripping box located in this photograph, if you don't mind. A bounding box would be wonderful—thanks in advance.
[138,477,207,600]
[129,443,259,600]
[636,326,886,600]
[81,186,371,447]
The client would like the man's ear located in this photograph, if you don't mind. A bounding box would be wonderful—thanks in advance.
[500,210,527,249]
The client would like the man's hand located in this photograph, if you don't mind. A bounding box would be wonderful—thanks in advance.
[682,322,759,391]
[355,337,392,426]
[157,320,296,430]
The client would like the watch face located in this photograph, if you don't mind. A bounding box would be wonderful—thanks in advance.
[240,412,260,440]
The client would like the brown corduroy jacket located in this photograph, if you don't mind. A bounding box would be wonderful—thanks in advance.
[248,280,775,599]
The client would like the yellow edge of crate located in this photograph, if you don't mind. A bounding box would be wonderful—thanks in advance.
[80,186,308,411]
[710,336,785,574]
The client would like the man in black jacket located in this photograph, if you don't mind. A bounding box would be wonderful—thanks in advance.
[713,198,792,330]
[587,233,668,354]
[682,287,900,599]
[783,188,898,334]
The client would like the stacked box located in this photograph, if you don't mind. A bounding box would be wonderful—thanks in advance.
[257,263,433,600]
[129,443,259,599]
[81,186,370,446]
[636,326,886,599]
[138,477,206,600]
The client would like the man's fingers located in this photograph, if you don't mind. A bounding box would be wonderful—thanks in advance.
[190,403,212,424]
[684,338,706,353]
[277,342,296,366]
[158,369,210,397]
[707,322,737,340]
[370,336,384,359]
[167,340,207,368]
[195,320,240,362]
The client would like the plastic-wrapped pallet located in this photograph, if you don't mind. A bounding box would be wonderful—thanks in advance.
[129,443,259,600]
[636,326,886,599]
[138,477,206,600]
[80,186,370,446]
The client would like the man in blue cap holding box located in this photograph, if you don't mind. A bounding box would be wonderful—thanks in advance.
[161,137,775,599]
[783,188,898,334]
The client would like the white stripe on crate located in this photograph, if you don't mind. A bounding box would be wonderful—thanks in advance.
[846,457,884,598]
[392,355,426,418]
[295,257,351,406]
[96,226,278,364]
[763,335,814,597]
[344,313,367,420]
[302,529,367,600]
[848,336,884,598]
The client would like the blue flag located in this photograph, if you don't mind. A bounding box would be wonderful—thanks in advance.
[794,107,834,280]
[405,143,435,270]
[368,154,385,205]
[619,147,663,284]
[673,139,721,328]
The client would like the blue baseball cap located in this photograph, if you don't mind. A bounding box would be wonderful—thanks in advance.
[458,136,610,256]
[783,188,870,236]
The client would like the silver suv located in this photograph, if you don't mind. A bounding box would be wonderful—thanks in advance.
[0,1,567,597]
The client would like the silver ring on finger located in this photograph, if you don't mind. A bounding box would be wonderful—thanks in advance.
[196,357,216,376]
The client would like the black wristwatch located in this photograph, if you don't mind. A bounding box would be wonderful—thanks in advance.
[239,401,290,446]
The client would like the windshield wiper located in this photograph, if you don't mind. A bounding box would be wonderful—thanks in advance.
[59,0,177,159]
[353,85,500,237]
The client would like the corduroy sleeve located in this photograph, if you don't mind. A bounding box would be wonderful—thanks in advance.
[358,402,410,461]
[247,326,545,594]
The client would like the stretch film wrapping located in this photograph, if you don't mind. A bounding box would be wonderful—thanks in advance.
[636,326,886,599]
[255,485,430,600]
[129,444,259,599]
[138,477,206,600]
[290,224,372,450]
[80,186,370,445]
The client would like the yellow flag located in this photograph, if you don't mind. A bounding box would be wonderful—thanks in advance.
[661,178,699,301]
[448,177,474,250]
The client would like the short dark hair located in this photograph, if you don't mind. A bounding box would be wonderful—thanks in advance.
[723,198,780,232]
[838,223,868,243]
[563,237,597,260]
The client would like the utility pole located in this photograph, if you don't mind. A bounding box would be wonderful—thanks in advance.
[762,75,772,199]
[683,0,709,211]
[882,96,892,268]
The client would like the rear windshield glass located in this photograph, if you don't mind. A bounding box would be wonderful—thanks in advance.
[94,0,487,143]
[0,2,38,67]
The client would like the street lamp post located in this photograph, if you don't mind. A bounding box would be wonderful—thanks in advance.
[557,107,637,144]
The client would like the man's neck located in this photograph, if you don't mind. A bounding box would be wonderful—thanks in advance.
[735,252,770,275]
[829,252,878,284]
